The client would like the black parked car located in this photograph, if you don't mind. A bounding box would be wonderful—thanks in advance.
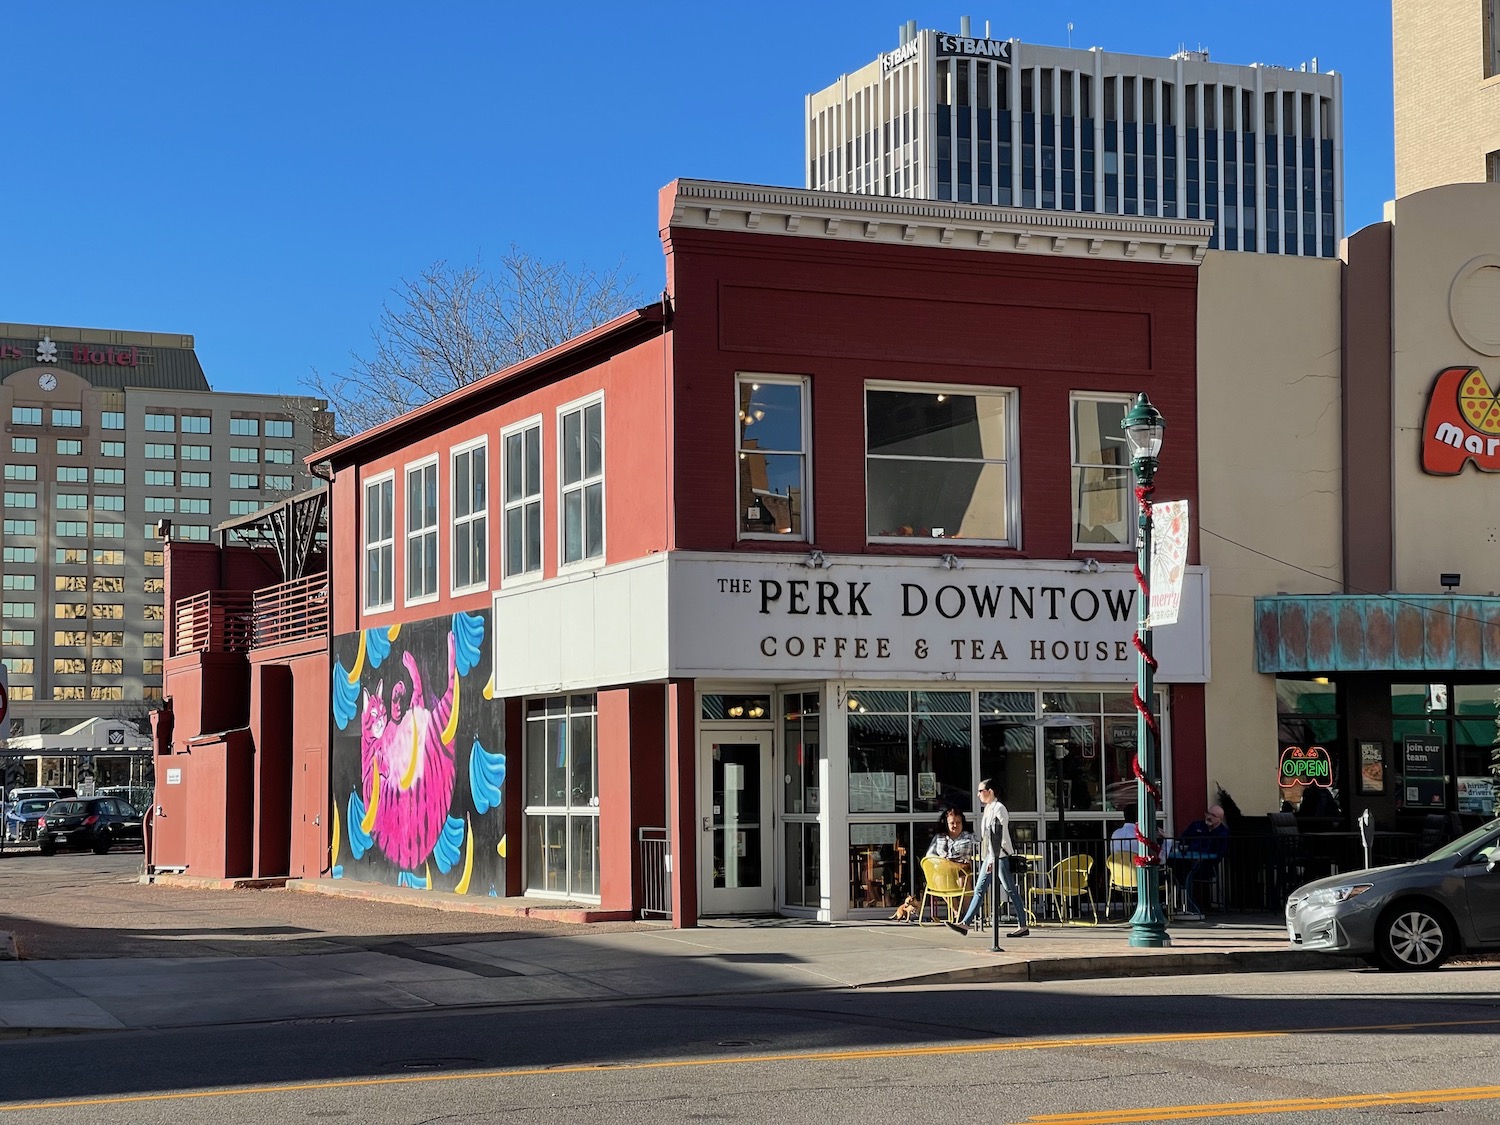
[36,798,143,856]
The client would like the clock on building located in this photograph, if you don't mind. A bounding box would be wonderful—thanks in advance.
[37,372,57,391]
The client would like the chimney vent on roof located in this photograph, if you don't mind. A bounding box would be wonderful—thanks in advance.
[960,14,971,37]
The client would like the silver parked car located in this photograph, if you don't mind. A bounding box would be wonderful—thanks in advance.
[1286,817,1500,970]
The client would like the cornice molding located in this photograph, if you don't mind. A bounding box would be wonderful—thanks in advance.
[667,180,1215,265]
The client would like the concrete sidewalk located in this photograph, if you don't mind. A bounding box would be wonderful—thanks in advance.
[0,911,1349,1034]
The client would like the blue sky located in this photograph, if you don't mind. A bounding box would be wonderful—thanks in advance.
[3,2,1393,398]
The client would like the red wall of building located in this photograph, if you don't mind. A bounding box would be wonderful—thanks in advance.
[661,228,1200,567]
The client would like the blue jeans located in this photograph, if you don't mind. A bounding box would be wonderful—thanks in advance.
[959,856,1028,928]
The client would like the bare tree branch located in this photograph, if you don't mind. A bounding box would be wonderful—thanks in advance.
[302,247,644,435]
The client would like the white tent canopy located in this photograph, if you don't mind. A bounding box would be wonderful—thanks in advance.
[3,716,150,756]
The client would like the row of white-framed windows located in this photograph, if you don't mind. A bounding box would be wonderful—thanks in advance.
[560,397,603,565]
[364,474,395,612]
[503,420,542,579]
[452,440,487,593]
[737,375,808,540]
[405,459,439,603]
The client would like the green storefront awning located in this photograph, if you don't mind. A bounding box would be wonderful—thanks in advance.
[1254,594,1500,674]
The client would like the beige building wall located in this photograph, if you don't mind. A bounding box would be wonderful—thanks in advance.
[1394,0,1500,196]
[1197,251,1344,814]
[1389,183,1500,589]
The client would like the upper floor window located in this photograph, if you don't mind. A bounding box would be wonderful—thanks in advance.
[11,407,41,426]
[100,411,125,430]
[230,417,259,437]
[56,439,82,456]
[181,415,211,434]
[405,458,439,603]
[364,474,394,611]
[265,448,294,464]
[865,384,1017,544]
[452,440,487,593]
[1071,395,1133,549]
[100,442,124,458]
[229,473,260,490]
[182,444,211,461]
[559,397,603,565]
[145,413,176,432]
[231,446,259,463]
[52,409,81,428]
[144,443,176,460]
[181,471,210,488]
[503,419,542,579]
[737,375,808,540]
[11,437,36,453]
[265,418,293,438]
[265,474,293,491]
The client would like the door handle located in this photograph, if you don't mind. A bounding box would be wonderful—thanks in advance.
[703,816,711,833]
[314,815,320,825]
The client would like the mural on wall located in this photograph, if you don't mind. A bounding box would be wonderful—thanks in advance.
[329,611,506,895]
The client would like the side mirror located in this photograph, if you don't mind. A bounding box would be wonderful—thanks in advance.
[1480,848,1500,873]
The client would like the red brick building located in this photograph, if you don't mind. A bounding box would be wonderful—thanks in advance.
[158,180,1214,925]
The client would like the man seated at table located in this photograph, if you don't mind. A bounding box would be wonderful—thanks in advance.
[1169,805,1228,913]
[1110,805,1140,861]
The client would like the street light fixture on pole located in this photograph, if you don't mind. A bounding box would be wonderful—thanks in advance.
[1122,392,1170,949]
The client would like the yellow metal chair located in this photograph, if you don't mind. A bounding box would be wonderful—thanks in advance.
[918,855,973,926]
[1027,853,1099,924]
[1104,853,1139,919]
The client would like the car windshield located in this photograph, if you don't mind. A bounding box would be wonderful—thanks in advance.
[1424,817,1500,861]
[16,800,52,814]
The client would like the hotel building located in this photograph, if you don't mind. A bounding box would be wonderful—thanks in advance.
[0,322,332,747]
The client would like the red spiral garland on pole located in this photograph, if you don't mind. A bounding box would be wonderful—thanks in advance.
[1130,482,1164,868]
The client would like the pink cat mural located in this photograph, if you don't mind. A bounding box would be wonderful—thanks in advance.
[359,632,458,870]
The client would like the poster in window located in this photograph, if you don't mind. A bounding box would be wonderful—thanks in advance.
[1458,776,1495,816]
[1403,735,1443,775]
[1358,741,1385,794]
[917,772,938,800]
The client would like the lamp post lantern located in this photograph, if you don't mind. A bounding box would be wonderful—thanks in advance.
[1122,392,1170,948]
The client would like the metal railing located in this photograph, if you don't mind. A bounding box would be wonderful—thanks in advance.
[172,591,253,656]
[252,574,329,649]
[639,827,672,919]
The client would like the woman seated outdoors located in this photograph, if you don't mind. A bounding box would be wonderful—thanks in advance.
[926,807,977,863]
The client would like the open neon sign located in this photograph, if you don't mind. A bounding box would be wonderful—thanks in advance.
[1280,745,1333,787]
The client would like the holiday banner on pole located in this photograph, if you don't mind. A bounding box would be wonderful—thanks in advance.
[1149,500,1190,628]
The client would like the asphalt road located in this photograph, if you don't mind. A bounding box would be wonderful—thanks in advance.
[3,966,1499,1123]
[0,852,645,959]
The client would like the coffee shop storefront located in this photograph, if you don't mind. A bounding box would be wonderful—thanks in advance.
[497,551,1210,920]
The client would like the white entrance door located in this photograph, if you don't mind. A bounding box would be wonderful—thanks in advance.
[698,731,775,915]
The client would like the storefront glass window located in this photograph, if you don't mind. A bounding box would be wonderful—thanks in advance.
[783,692,821,908]
[523,694,600,899]
[849,822,911,910]
[1277,678,1342,817]
[1453,686,1499,814]
[784,822,821,909]
[701,694,771,721]
[979,692,1039,814]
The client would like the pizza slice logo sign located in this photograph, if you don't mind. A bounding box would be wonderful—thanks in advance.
[1422,365,1500,474]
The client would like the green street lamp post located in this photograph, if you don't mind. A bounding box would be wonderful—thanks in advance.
[1122,392,1170,949]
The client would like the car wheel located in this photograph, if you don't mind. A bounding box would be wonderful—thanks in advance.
[39,842,56,857]
[93,835,112,856]
[1376,902,1453,971]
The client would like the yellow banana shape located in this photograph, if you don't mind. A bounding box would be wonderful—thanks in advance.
[482,675,494,701]
[347,630,367,683]
[497,834,507,858]
[440,671,461,745]
[387,622,401,641]
[423,861,431,890]
[331,804,341,868]
[399,720,420,791]
[361,756,381,834]
[453,818,475,894]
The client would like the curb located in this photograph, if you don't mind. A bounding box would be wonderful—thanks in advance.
[289,878,636,923]
[145,873,290,891]
[881,949,1364,988]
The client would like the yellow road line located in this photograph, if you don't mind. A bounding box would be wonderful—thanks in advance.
[1028,1084,1500,1123]
[2,1016,1497,1114]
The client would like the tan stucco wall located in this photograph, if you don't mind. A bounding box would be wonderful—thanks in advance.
[1390,183,1500,591]
[1197,251,1344,814]
[1394,0,1500,196]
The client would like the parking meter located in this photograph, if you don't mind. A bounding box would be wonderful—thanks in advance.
[1358,808,1374,870]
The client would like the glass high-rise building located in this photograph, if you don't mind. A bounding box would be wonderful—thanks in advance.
[807,21,1344,255]
[0,322,333,740]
